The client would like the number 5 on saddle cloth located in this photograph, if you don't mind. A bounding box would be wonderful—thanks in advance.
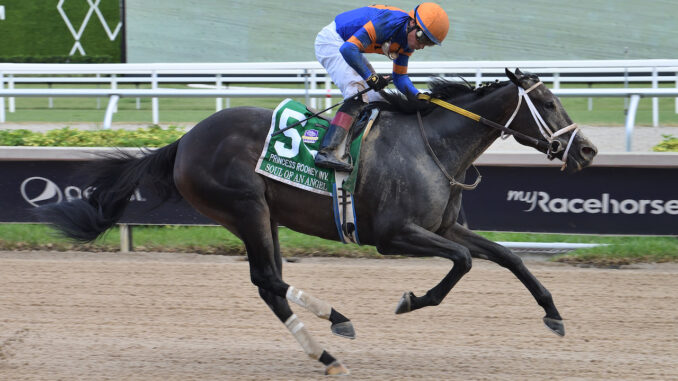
[255,99,380,244]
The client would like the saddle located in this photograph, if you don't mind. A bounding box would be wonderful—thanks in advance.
[255,98,381,244]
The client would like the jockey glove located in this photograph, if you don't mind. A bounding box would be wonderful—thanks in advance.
[366,73,390,91]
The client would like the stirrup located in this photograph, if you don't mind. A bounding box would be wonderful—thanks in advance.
[315,153,353,172]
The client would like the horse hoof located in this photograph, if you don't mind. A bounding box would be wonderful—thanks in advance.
[331,321,356,339]
[395,291,412,314]
[543,317,565,337]
[325,360,350,376]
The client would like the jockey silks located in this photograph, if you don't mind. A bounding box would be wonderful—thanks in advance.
[333,5,419,97]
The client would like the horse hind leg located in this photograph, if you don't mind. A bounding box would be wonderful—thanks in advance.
[240,215,352,374]
[258,288,349,375]
[177,167,355,339]
[179,172,352,373]
[242,220,355,339]
[285,286,355,339]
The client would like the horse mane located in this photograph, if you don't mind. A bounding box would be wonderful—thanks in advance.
[381,77,511,115]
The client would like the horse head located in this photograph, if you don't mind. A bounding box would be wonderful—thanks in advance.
[504,68,597,173]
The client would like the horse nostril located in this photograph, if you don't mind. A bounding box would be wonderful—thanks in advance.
[581,146,597,158]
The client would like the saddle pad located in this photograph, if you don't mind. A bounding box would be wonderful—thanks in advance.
[255,98,365,196]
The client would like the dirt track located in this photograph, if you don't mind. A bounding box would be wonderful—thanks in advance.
[1,251,677,380]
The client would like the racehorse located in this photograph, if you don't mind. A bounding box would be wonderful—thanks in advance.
[37,68,597,375]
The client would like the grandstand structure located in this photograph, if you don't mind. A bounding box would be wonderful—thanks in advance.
[1,1,675,63]
[125,0,678,63]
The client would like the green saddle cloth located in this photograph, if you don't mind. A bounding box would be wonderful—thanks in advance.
[255,99,365,196]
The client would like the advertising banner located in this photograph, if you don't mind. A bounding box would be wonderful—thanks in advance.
[0,161,212,225]
[1,159,676,235]
[461,166,678,235]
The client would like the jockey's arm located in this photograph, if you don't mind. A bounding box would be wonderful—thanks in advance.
[339,41,372,79]
[339,25,375,80]
[340,22,420,98]
[392,53,419,98]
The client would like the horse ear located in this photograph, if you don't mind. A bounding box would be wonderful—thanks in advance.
[505,67,520,86]
[515,68,524,76]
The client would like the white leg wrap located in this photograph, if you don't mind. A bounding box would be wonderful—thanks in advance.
[286,286,332,319]
[284,314,324,360]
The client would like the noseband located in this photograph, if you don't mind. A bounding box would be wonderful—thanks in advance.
[503,81,580,170]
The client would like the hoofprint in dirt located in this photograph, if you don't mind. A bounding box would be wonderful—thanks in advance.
[1,251,677,380]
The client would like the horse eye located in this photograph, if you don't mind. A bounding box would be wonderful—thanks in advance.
[544,101,556,109]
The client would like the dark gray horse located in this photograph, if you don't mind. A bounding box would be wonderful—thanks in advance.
[37,68,597,375]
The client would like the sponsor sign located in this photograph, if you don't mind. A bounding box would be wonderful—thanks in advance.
[1,159,676,235]
[506,191,678,216]
[461,166,678,235]
[0,161,212,225]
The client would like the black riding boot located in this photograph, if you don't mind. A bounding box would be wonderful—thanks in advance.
[315,99,362,172]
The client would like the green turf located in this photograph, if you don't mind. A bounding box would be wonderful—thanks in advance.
[1,224,676,265]
[2,83,303,123]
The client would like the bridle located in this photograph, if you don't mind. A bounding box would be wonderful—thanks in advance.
[416,81,581,189]
[503,81,580,170]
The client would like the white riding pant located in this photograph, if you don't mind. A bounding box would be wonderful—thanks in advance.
[315,22,384,103]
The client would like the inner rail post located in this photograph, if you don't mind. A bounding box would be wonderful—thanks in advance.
[216,73,223,111]
[652,67,658,127]
[119,224,133,253]
[151,71,159,124]
[625,94,641,152]
[0,71,5,123]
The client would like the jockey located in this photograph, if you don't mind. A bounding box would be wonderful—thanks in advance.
[314,2,449,171]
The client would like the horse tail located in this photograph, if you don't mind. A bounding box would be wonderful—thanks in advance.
[36,140,181,242]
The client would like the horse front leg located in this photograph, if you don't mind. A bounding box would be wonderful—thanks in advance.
[377,223,473,314]
[442,222,565,336]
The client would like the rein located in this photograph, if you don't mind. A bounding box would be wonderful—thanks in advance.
[418,82,580,171]
[416,111,482,190]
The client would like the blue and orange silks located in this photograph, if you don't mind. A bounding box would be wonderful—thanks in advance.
[334,5,419,97]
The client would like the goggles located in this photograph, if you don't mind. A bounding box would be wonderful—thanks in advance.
[415,28,435,46]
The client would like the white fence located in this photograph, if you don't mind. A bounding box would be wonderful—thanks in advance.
[1,60,678,151]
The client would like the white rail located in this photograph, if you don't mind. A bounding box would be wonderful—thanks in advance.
[1,87,676,152]
[1,60,678,151]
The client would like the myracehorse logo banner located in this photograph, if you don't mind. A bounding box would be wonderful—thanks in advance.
[256,99,336,196]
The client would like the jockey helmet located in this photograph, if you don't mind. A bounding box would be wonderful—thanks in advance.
[409,2,449,45]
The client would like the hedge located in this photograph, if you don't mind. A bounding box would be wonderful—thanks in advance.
[1,126,676,152]
[0,126,185,147]
[653,135,678,152]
